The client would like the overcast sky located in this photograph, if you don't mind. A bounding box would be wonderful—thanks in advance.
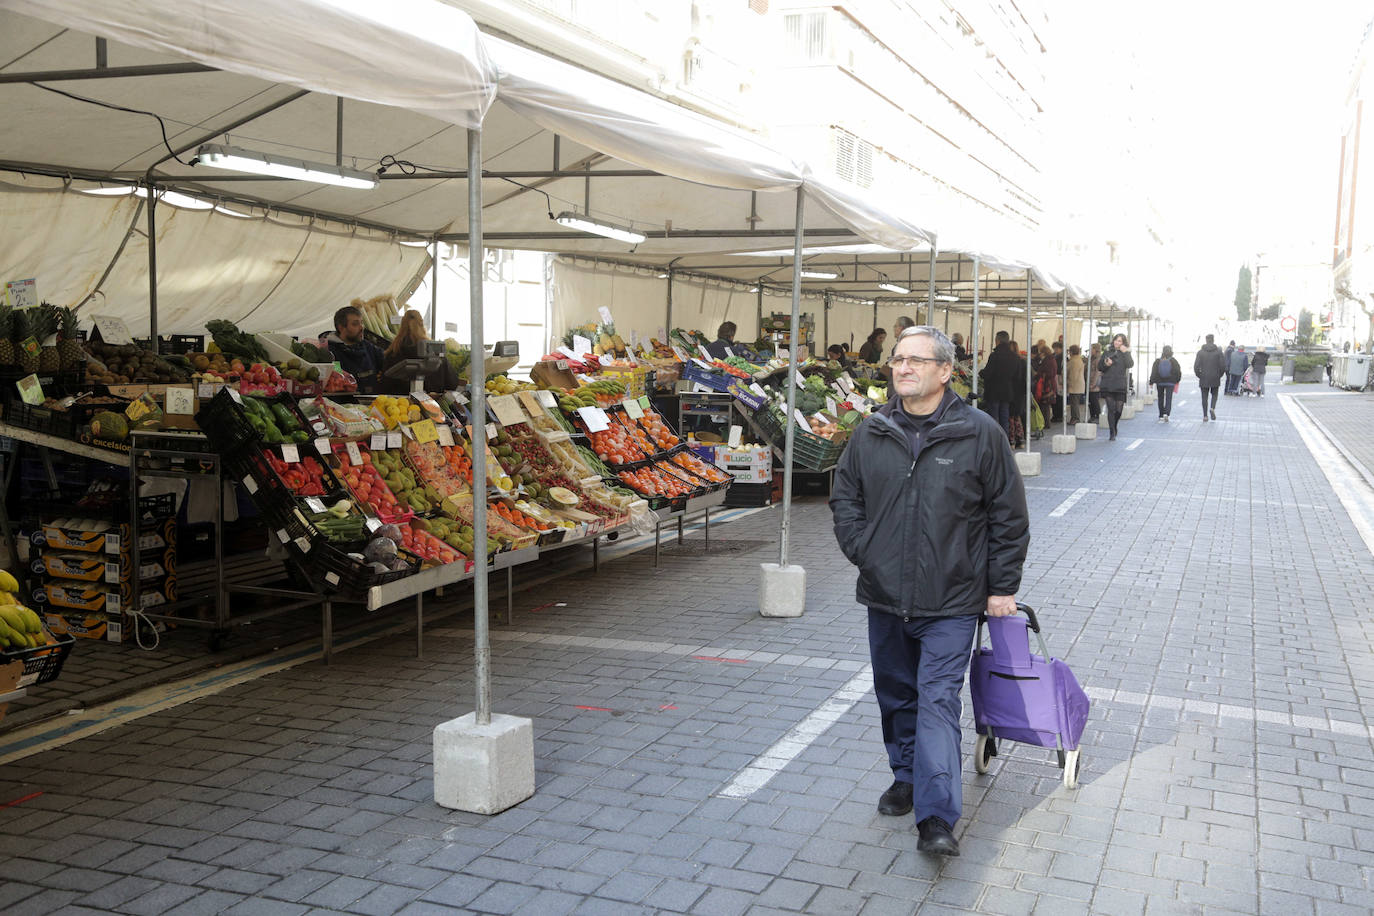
[1051,0,1371,314]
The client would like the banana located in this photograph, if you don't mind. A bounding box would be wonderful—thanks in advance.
[24,607,43,634]
[0,606,22,633]
[0,569,17,592]
[0,591,14,606]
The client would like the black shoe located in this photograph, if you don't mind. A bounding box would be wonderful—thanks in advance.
[877,780,914,816]
[1108,434,1116,441]
[916,817,959,856]
[1210,409,1217,420]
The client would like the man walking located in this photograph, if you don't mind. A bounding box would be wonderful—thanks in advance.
[979,330,1020,437]
[1227,344,1249,396]
[830,326,1030,857]
[1223,340,1237,394]
[1194,334,1227,421]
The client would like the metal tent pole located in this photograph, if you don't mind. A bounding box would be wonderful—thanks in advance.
[926,239,937,325]
[430,239,440,339]
[1025,272,1033,452]
[1061,290,1069,436]
[1087,298,1095,423]
[971,258,980,399]
[666,270,674,332]
[780,188,805,569]
[146,181,158,342]
[467,129,491,727]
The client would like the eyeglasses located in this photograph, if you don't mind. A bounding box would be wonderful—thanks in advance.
[887,355,947,369]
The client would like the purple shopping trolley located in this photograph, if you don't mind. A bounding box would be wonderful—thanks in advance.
[969,604,1090,788]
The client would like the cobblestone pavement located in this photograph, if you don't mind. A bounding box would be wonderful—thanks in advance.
[3,378,1374,915]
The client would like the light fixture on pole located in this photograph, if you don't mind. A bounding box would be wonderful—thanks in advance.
[553,211,646,244]
[798,268,839,280]
[194,143,378,189]
[878,280,910,294]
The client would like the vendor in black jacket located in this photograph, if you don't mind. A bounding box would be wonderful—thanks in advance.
[327,305,387,394]
[830,325,1029,858]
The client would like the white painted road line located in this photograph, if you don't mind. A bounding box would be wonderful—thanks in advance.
[718,664,874,798]
[1048,487,1090,517]
[1125,438,1144,450]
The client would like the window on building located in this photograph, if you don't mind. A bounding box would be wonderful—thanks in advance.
[783,11,827,62]
[834,128,875,189]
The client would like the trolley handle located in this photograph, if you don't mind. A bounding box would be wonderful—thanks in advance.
[977,602,1040,632]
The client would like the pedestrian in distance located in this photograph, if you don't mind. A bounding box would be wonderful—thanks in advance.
[1148,345,1181,422]
[1223,340,1238,394]
[1098,333,1133,441]
[1193,333,1227,421]
[830,325,1030,858]
[1250,346,1270,396]
[979,330,1020,438]
[1050,342,1065,422]
[1227,344,1249,396]
[951,333,968,363]
[1066,345,1086,423]
[1088,342,1103,421]
[1033,343,1059,433]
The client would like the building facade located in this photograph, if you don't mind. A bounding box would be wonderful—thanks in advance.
[1332,19,1374,349]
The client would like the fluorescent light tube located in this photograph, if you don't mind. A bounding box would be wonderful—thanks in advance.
[935,294,960,302]
[878,282,910,294]
[554,211,646,244]
[196,143,377,189]
[799,269,838,279]
[1005,306,1024,312]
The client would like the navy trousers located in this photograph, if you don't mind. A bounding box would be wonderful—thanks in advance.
[868,610,977,826]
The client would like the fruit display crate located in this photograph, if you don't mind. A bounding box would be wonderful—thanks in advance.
[680,363,735,392]
[305,540,420,596]
[752,406,848,471]
[1,401,82,439]
[195,389,261,455]
[2,631,76,687]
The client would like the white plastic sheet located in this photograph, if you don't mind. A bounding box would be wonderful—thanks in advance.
[0,0,497,129]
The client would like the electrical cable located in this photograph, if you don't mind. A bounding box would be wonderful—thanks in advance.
[29,81,188,165]
[375,154,558,219]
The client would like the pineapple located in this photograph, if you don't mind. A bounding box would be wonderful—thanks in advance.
[13,310,40,374]
[35,306,61,373]
[56,306,83,370]
[0,308,12,367]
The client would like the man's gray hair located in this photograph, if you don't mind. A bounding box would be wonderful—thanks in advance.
[898,325,955,365]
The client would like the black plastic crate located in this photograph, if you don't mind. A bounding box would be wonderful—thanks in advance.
[2,632,76,687]
[3,401,80,438]
[195,389,260,455]
[305,541,418,596]
[724,482,772,507]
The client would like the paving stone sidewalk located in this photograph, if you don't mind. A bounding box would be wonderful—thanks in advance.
[2,378,1374,915]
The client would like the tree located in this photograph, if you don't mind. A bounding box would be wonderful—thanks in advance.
[1234,265,1252,320]
[1259,304,1282,320]
[1298,307,1313,347]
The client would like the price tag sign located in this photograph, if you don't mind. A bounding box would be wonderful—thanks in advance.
[294,536,312,554]
[576,406,610,433]
[778,347,790,360]
[749,382,766,398]
[4,278,36,309]
[314,437,331,456]
[517,390,544,415]
[371,432,387,450]
[345,441,363,466]
[365,517,383,533]
[535,389,557,409]
[638,395,651,409]
[692,358,713,370]
[400,424,415,440]
[724,346,736,358]
[305,497,326,513]
[197,383,217,399]
[837,374,854,394]
[16,373,44,406]
[242,476,258,495]
[92,315,133,345]
[413,419,439,443]
[228,388,243,404]
[728,424,743,448]
[793,372,806,389]
[489,394,526,427]
[622,398,644,419]
[280,443,300,464]
[672,346,690,362]
[597,306,614,325]
[446,389,468,406]
[573,334,594,356]
[825,397,837,414]
[486,422,498,440]
[436,423,455,446]
[793,408,810,429]
[386,430,403,450]
[165,387,195,415]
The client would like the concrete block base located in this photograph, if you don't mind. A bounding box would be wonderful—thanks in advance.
[1014,451,1041,477]
[760,563,806,617]
[1052,434,1077,454]
[434,713,535,814]
[1075,422,1097,440]
[1121,404,1136,420]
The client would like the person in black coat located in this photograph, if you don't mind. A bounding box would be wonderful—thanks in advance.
[1148,345,1182,421]
[379,309,460,395]
[830,325,1028,857]
[1098,333,1133,441]
[1249,347,1270,396]
[978,330,1020,437]
[1193,334,1227,421]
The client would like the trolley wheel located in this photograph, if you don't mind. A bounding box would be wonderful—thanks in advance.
[974,733,997,774]
[1062,750,1081,789]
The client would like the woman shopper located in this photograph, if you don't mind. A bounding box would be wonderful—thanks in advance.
[1033,343,1058,433]
[1088,342,1103,421]
[1148,345,1182,422]
[858,328,887,364]
[1098,333,1133,441]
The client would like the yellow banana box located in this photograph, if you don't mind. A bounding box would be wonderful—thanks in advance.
[42,611,110,641]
